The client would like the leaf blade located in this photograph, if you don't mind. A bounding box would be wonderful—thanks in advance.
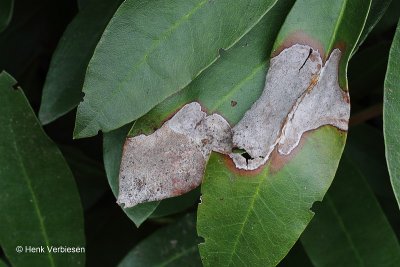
[384,17,400,209]
[198,127,346,266]
[0,72,85,267]
[74,0,278,138]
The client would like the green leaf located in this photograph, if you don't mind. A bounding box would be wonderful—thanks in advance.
[73,0,278,138]
[274,0,371,88]
[38,0,123,124]
[384,17,400,209]
[198,128,346,266]
[118,213,202,267]
[0,0,13,33]
[103,125,160,227]
[0,72,85,266]
[301,153,400,266]
[198,0,371,265]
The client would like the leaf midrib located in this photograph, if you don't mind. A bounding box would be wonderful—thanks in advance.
[226,179,263,266]
[9,125,56,267]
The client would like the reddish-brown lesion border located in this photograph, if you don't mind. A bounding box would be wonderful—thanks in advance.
[272,31,325,59]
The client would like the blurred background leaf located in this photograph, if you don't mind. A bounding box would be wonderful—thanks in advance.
[0,72,85,267]
[0,0,75,112]
[301,150,400,266]
[39,0,123,124]
[0,0,13,33]
[355,0,392,50]
[60,145,109,211]
[118,213,202,267]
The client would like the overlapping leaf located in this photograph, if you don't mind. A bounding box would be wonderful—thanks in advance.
[73,0,278,138]
[0,72,85,267]
[384,18,400,208]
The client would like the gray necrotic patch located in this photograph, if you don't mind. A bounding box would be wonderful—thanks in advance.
[118,44,350,207]
[277,49,349,155]
[230,44,350,170]
[117,102,232,208]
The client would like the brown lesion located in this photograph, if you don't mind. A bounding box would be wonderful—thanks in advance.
[272,31,325,59]
[223,153,265,177]
[269,131,309,174]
